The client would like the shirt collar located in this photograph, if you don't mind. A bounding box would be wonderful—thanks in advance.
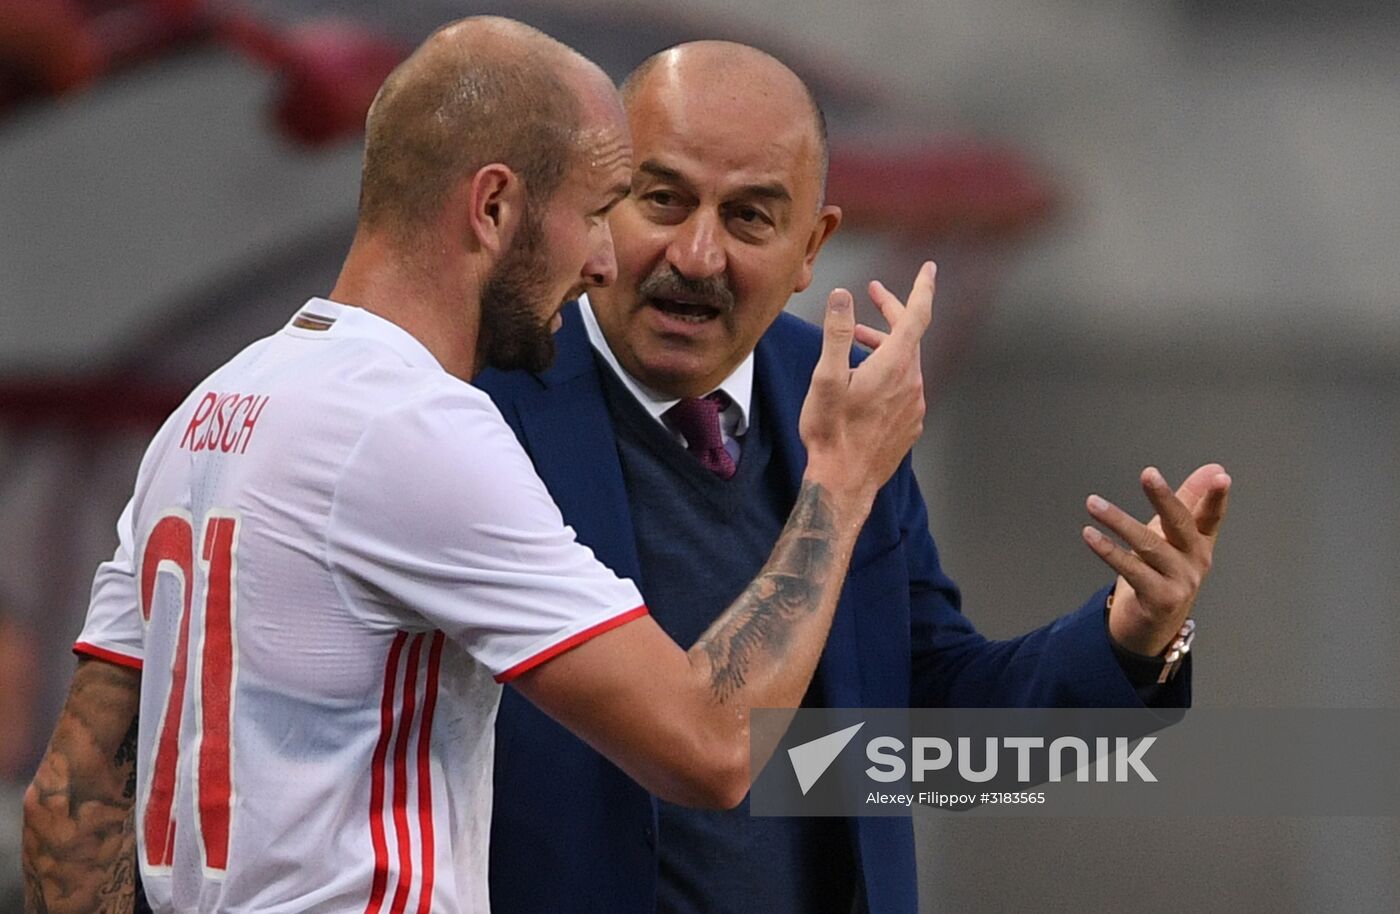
[578,295,753,436]
[283,298,444,372]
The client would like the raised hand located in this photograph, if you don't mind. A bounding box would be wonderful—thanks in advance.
[1082,463,1232,655]
[799,262,935,516]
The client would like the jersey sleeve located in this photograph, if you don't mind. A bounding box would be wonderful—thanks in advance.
[326,388,646,682]
[73,497,145,670]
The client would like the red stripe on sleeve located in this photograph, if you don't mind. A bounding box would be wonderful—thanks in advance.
[387,634,425,914]
[414,632,445,914]
[363,632,407,914]
[495,605,648,683]
[72,642,144,670]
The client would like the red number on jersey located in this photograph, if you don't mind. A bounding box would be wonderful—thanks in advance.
[139,511,240,873]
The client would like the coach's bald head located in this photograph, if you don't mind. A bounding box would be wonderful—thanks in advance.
[620,41,829,203]
[589,41,841,399]
[356,16,618,240]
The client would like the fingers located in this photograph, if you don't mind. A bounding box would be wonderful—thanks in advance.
[1085,494,1179,576]
[1139,467,1196,551]
[1154,462,1233,539]
[888,261,936,348]
[1084,464,1230,628]
[1083,517,1194,620]
[814,288,855,383]
[1081,525,1155,586]
[1195,474,1231,537]
[1174,463,1227,507]
[853,324,888,350]
[866,280,904,330]
[866,262,936,345]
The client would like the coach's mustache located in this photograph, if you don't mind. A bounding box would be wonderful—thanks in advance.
[637,267,735,314]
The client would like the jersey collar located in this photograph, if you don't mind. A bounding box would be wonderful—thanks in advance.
[284,298,445,372]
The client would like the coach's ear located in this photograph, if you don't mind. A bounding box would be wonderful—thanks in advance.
[794,204,842,293]
[464,163,528,257]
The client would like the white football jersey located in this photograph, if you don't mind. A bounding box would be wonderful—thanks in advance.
[75,299,645,913]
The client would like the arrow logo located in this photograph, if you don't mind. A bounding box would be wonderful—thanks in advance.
[787,722,864,795]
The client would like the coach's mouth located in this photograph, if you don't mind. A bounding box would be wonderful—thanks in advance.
[647,296,723,324]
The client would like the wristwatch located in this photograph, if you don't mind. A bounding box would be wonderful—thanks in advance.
[1157,618,1196,684]
[1106,590,1196,685]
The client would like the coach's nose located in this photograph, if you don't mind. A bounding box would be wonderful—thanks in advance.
[666,209,726,280]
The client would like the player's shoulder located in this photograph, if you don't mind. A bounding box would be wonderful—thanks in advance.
[332,364,531,512]
[344,358,509,451]
[204,327,504,457]
[286,326,497,414]
[324,385,497,493]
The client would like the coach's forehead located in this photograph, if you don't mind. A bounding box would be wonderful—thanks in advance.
[626,43,819,186]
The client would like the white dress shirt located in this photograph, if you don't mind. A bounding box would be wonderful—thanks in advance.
[579,295,754,462]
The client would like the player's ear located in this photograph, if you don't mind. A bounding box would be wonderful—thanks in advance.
[466,164,527,256]
[793,204,842,293]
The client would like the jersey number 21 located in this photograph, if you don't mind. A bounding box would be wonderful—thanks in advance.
[139,510,240,874]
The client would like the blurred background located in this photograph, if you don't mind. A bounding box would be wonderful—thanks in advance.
[1,0,1396,910]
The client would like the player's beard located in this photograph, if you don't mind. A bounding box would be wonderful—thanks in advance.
[478,201,558,374]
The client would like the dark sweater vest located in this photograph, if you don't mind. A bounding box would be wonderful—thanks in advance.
[595,356,856,914]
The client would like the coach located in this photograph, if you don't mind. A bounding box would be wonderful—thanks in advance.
[478,41,1230,914]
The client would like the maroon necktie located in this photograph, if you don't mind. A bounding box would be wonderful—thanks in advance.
[666,392,737,480]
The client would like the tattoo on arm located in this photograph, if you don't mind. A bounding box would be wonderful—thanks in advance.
[93,815,138,914]
[23,864,48,914]
[95,717,141,913]
[694,481,835,700]
[22,659,140,914]
[116,716,139,800]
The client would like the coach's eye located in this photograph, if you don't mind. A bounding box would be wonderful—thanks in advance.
[725,203,775,239]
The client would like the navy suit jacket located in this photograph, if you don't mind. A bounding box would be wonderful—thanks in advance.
[475,302,1187,914]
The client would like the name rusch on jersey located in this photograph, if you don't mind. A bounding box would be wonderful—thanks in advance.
[178,391,270,454]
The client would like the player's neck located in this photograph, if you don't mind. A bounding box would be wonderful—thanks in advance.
[331,231,484,380]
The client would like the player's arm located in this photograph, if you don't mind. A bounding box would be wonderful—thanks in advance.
[510,478,859,808]
[511,265,935,809]
[22,657,140,914]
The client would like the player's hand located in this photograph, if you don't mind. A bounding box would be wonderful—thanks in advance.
[1082,463,1232,655]
[798,261,934,516]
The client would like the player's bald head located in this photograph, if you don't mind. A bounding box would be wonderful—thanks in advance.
[620,41,829,201]
[357,16,617,238]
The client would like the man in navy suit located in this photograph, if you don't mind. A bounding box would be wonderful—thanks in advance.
[477,40,1231,914]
